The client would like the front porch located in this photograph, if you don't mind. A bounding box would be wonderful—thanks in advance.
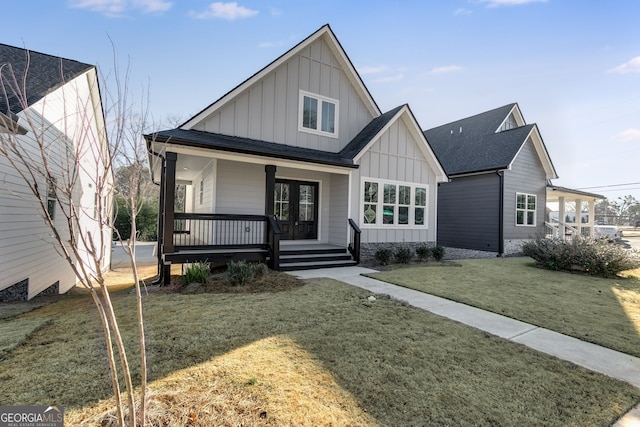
[152,151,361,284]
[545,185,606,239]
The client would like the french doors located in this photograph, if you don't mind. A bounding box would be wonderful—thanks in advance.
[274,179,319,240]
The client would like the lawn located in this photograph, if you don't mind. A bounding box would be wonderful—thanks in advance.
[1,271,639,426]
[368,257,640,358]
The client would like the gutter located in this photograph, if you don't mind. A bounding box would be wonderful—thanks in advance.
[497,170,504,256]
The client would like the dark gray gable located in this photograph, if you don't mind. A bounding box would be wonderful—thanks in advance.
[0,44,93,115]
[424,103,534,175]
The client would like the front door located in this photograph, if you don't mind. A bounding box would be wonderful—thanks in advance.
[274,179,319,240]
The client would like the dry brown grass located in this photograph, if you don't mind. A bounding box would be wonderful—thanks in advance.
[2,267,639,426]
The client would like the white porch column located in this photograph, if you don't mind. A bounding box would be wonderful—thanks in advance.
[576,198,583,236]
[558,196,565,238]
[588,200,596,236]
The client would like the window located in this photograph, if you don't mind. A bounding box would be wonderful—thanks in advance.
[499,113,518,132]
[516,193,537,226]
[199,179,203,205]
[299,91,338,137]
[362,179,427,227]
[46,177,56,220]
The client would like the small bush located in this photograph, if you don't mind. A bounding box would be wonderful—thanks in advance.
[227,260,255,286]
[395,247,413,264]
[431,245,446,262]
[182,261,210,284]
[523,236,640,278]
[416,246,432,262]
[375,248,393,266]
[253,263,268,279]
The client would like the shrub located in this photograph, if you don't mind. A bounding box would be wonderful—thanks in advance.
[375,248,393,266]
[182,261,210,284]
[431,245,446,262]
[416,245,432,262]
[395,247,413,264]
[523,236,640,278]
[253,263,269,279]
[227,260,255,286]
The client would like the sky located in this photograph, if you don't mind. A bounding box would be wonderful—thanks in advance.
[3,0,639,201]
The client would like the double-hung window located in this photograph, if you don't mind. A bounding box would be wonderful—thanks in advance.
[362,179,427,227]
[299,91,338,137]
[516,192,537,226]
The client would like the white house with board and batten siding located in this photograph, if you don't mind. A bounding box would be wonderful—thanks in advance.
[146,24,447,280]
[0,44,111,301]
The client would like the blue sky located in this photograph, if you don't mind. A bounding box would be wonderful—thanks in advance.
[3,0,639,200]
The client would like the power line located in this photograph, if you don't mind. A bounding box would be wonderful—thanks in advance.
[576,182,640,190]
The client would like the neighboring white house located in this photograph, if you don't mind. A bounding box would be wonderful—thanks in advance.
[145,24,447,279]
[0,44,111,301]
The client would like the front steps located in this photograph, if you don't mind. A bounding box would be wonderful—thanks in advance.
[278,244,357,271]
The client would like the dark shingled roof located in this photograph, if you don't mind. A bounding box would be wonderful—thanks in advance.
[423,103,535,176]
[0,43,93,115]
[148,106,407,169]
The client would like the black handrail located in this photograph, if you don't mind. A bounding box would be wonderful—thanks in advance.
[348,218,361,264]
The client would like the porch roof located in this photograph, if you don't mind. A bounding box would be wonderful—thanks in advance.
[547,185,605,201]
[147,128,359,169]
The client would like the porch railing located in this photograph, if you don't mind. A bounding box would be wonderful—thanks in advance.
[348,218,361,263]
[545,221,580,240]
[173,213,268,249]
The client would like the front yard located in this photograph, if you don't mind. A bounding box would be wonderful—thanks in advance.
[0,263,639,426]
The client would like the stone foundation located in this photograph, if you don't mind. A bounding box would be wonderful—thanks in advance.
[0,279,60,302]
[504,239,531,256]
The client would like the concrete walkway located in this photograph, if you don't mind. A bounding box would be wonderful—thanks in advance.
[289,266,640,427]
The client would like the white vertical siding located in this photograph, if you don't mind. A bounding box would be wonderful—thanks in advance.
[1,71,110,299]
[351,118,437,244]
[193,37,374,152]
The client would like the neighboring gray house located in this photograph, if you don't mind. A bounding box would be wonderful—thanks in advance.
[0,44,111,301]
[424,103,559,255]
[146,24,447,280]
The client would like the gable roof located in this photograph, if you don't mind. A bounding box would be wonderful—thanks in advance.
[181,24,381,130]
[424,103,558,179]
[0,43,93,115]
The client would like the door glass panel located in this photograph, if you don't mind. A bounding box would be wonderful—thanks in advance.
[299,184,315,221]
[274,182,290,220]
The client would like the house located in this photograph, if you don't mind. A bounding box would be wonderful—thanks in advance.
[424,103,603,255]
[146,24,447,281]
[0,44,111,301]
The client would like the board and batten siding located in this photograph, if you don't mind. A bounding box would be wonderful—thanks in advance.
[192,37,374,153]
[503,138,547,239]
[1,71,109,299]
[437,173,501,252]
[351,118,437,244]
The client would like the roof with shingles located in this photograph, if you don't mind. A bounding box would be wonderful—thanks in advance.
[424,103,537,176]
[0,43,93,115]
[147,106,408,169]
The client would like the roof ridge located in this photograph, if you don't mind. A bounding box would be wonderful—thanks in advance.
[425,102,517,131]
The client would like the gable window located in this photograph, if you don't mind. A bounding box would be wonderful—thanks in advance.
[516,193,536,226]
[363,178,427,227]
[299,91,338,137]
[499,113,518,132]
[46,177,56,220]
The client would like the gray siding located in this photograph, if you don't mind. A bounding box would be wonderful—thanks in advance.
[215,160,265,215]
[328,174,349,246]
[193,37,374,152]
[503,138,547,239]
[437,174,501,252]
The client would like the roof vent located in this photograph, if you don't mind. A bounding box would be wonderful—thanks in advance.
[450,129,453,135]
[459,126,463,133]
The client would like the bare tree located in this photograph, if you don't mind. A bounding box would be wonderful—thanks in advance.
[0,46,150,426]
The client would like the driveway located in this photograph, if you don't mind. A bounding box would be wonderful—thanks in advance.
[111,241,157,268]
[618,235,640,251]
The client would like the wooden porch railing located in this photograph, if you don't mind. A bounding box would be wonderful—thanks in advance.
[348,218,361,264]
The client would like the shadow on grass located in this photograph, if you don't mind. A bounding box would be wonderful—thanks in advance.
[1,275,639,426]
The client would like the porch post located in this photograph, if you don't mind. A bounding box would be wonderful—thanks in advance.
[588,199,596,236]
[576,198,583,236]
[163,152,177,254]
[558,196,566,238]
[265,165,276,215]
[156,157,166,268]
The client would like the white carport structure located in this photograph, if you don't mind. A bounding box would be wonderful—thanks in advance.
[546,185,605,238]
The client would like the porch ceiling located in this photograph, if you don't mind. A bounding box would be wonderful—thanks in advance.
[175,154,214,182]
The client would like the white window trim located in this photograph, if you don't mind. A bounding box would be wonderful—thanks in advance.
[298,90,339,139]
[360,177,428,229]
[516,192,537,226]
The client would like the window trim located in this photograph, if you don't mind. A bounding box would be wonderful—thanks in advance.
[361,178,428,228]
[298,90,339,138]
[46,176,56,220]
[515,192,537,226]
